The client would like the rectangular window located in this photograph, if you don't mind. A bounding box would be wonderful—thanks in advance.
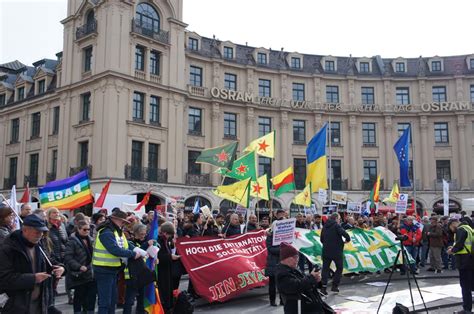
[434,122,449,144]
[395,62,405,73]
[224,112,237,138]
[9,157,17,184]
[131,140,143,170]
[258,157,271,176]
[31,112,41,138]
[52,106,60,135]
[223,46,233,59]
[189,66,202,87]
[292,83,305,101]
[149,96,160,125]
[471,85,474,103]
[188,150,201,174]
[258,116,271,137]
[331,160,342,190]
[291,57,301,69]
[397,122,412,144]
[224,73,237,91]
[80,92,91,122]
[188,107,202,135]
[148,143,159,169]
[396,87,410,105]
[325,60,335,72]
[0,93,5,106]
[84,46,92,72]
[257,52,267,65]
[330,121,341,146]
[29,153,39,178]
[132,92,144,121]
[361,87,375,105]
[293,120,306,144]
[363,160,377,181]
[79,141,88,168]
[150,50,160,75]
[431,61,442,72]
[38,80,46,94]
[10,118,19,143]
[135,45,145,71]
[470,59,474,70]
[51,149,58,175]
[188,37,198,51]
[432,86,447,102]
[359,62,370,73]
[18,87,25,101]
[436,160,451,181]
[362,122,376,146]
[326,85,339,103]
[258,79,271,97]
[293,158,306,190]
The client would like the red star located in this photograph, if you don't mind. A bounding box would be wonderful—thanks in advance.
[252,183,263,194]
[258,140,270,152]
[236,163,248,175]
[215,150,229,163]
[295,231,301,239]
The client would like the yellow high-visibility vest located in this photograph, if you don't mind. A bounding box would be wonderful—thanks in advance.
[454,225,473,255]
[92,228,130,279]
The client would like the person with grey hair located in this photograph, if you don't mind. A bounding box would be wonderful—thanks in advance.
[223,213,242,237]
[320,212,351,295]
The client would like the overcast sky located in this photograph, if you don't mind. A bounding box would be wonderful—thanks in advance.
[1,0,473,66]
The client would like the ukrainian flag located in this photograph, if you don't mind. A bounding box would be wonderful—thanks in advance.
[305,124,328,192]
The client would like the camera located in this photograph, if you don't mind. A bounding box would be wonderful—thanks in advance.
[395,234,408,242]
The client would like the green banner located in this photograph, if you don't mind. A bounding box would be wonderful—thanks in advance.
[293,227,412,273]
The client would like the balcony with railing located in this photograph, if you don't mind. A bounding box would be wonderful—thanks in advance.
[331,178,348,190]
[124,165,167,183]
[76,19,97,40]
[186,173,211,187]
[70,165,93,177]
[24,175,38,188]
[46,172,57,183]
[3,178,16,190]
[361,178,384,191]
[187,84,208,97]
[131,18,169,44]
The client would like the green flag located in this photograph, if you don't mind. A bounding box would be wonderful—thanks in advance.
[225,150,258,181]
[196,142,238,169]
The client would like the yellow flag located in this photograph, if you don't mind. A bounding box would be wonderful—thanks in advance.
[244,131,275,158]
[213,178,251,208]
[383,182,400,203]
[293,183,312,207]
[250,174,270,201]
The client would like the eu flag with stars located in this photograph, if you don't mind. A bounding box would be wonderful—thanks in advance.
[394,126,411,187]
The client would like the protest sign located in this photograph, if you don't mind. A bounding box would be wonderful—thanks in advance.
[346,202,361,213]
[304,204,317,215]
[395,194,408,214]
[175,230,268,302]
[332,191,348,205]
[200,205,212,218]
[235,205,248,216]
[322,204,337,215]
[318,188,327,203]
[272,218,296,246]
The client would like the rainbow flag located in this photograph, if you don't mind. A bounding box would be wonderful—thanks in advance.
[39,170,93,209]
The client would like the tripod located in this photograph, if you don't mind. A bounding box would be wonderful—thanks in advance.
[377,241,428,313]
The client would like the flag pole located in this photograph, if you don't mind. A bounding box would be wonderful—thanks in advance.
[411,126,417,216]
[328,117,332,206]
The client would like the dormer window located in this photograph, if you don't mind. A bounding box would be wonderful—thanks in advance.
[359,62,370,73]
[38,79,46,94]
[325,60,335,72]
[223,46,234,59]
[470,58,474,70]
[395,62,405,73]
[0,93,5,106]
[431,61,442,72]
[257,52,267,65]
[291,57,301,69]
[17,87,25,101]
[188,37,198,51]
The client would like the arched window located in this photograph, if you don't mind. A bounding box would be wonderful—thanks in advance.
[86,10,95,25]
[184,196,211,212]
[136,3,160,32]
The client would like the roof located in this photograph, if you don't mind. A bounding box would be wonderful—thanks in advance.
[0,60,26,73]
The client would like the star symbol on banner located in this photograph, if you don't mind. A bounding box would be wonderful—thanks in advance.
[258,140,270,152]
[236,163,248,175]
[295,231,301,239]
[215,150,229,163]
[247,260,259,270]
[252,183,263,194]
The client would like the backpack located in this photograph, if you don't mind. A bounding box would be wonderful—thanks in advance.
[173,291,194,314]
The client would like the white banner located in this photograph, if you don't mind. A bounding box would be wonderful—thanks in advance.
[443,179,449,216]
[395,193,408,214]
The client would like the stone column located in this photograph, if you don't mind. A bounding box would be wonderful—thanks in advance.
[246,107,255,144]
[420,116,430,190]
[280,111,289,174]
[211,103,220,186]
[457,115,469,189]
[384,116,394,186]
[349,115,359,189]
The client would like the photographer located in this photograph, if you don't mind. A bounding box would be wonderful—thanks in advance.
[276,242,334,314]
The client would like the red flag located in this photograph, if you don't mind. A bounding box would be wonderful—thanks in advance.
[95,179,111,208]
[134,191,151,211]
[20,183,30,203]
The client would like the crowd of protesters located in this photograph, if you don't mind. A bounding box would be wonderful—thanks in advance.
[0,200,472,313]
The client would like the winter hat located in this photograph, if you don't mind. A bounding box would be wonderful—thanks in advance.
[280,242,298,261]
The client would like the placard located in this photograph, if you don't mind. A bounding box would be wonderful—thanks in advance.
[346,202,361,213]
[395,193,408,214]
[304,204,317,216]
[322,204,337,215]
[318,188,327,203]
[272,218,296,246]
[332,191,348,205]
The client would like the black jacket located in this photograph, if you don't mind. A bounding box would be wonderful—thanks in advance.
[64,233,94,289]
[157,235,173,311]
[48,223,68,262]
[320,219,351,258]
[452,223,474,270]
[276,263,334,314]
[265,232,280,277]
[0,231,57,314]
[224,224,242,237]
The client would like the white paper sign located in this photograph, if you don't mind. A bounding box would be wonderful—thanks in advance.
[304,204,317,215]
[346,202,361,213]
[200,205,211,218]
[443,179,449,216]
[395,193,408,214]
[331,191,347,205]
[318,188,327,203]
[272,218,296,246]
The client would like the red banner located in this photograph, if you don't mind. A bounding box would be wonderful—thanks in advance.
[175,230,269,302]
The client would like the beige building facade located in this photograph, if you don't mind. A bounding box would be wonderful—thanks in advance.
[1,0,474,214]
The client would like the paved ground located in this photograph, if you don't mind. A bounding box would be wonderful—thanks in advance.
[54,268,469,313]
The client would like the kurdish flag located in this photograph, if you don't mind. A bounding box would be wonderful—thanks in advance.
[225,151,258,181]
[271,167,296,197]
[306,124,328,193]
[293,183,312,207]
[39,171,93,209]
[383,182,399,204]
[213,178,251,208]
[250,174,270,201]
[368,174,381,212]
[196,141,238,170]
[244,131,275,158]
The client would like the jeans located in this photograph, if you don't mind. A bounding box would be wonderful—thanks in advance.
[322,255,343,288]
[459,268,474,311]
[73,281,97,312]
[419,242,429,266]
[404,245,418,273]
[94,268,118,314]
[124,281,145,314]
